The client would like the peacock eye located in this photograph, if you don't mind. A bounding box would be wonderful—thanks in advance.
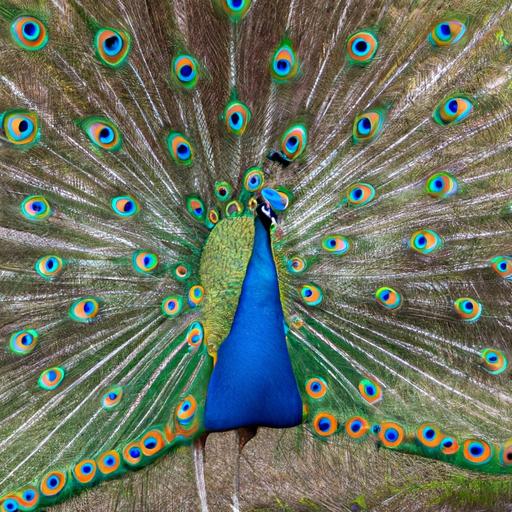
[111,195,140,217]
[425,172,458,199]
[409,229,442,254]
[186,321,204,350]
[38,367,65,390]
[440,436,459,455]
[305,377,328,399]
[79,117,122,151]
[243,167,265,192]
[280,123,307,160]
[186,195,206,221]
[312,412,338,437]
[132,250,159,274]
[416,423,442,448]
[69,297,100,322]
[73,460,97,484]
[176,395,197,425]
[214,181,233,202]
[500,441,512,466]
[428,20,466,47]
[188,285,205,308]
[345,183,376,207]
[261,187,289,211]
[271,40,299,82]
[352,109,385,143]
[40,471,66,497]
[167,132,194,165]
[321,235,350,255]
[217,0,252,20]
[9,328,39,356]
[161,294,184,317]
[35,255,64,280]
[1,110,40,147]
[378,422,404,448]
[358,378,382,403]
[454,297,482,323]
[18,486,39,509]
[490,256,512,280]
[101,386,123,409]
[11,16,48,51]
[463,439,492,465]
[20,195,51,221]
[300,283,323,306]
[345,416,370,439]
[94,28,131,67]
[346,30,378,65]
[480,348,508,375]
[375,286,401,310]
[223,100,251,136]
[433,95,473,126]
[287,256,306,274]
[172,55,199,88]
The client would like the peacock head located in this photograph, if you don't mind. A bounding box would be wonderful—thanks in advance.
[255,196,277,230]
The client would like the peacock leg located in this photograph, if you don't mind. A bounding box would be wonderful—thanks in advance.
[193,433,209,512]
[232,427,258,511]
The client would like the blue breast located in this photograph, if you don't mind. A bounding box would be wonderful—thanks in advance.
[204,217,303,431]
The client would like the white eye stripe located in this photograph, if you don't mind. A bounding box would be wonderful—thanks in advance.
[261,205,271,217]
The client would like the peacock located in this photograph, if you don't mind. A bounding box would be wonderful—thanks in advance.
[1,0,512,510]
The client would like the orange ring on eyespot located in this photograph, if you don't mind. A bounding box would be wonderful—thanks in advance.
[208,209,219,225]
[188,285,204,307]
[439,98,472,123]
[347,183,376,206]
[378,422,405,448]
[347,31,378,62]
[186,322,204,349]
[454,297,482,322]
[305,377,327,399]
[345,416,370,439]
[463,439,493,465]
[281,125,307,160]
[300,283,323,306]
[97,450,121,475]
[0,495,22,512]
[96,28,130,66]
[176,395,197,423]
[12,16,48,50]
[176,265,188,278]
[40,470,67,497]
[89,122,119,150]
[440,436,459,455]
[313,412,338,437]
[16,485,39,509]
[141,429,166,457]
[161,295,183,317]
[287,256,306,273]
[358,379,382,403]
[500,439,512,466]
[123,442,143,466]
[416,423,442,448]
[73,459,97,485]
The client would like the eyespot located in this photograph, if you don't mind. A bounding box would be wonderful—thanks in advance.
[280,124,307,160]
[73,460,97,485]
[375,286,401,310]
[141,430,166,457]
[123,442,143,466]
[206,207,220,228]
[425,172,458,199]
[225,199,243,218]
[172,54,199,89]
[173,263,192,282]
[490,256,512,281]
[300,283,323,307]
[378,422,404,448]
[132,250,159,274]
[480,348,508,375]
[11,16,48,51]
[346,30,378,65]
[358,378,382,403]
[17,486,39,509]
[40,471,66,497]
[79,116,122,151]
[69,297,100,322]
[409,229,442,255]
[161,295,184,317]
[305,377,327,399]
[416,423,442,448]
[345,183,376,207]
[38,367,65,391]
[463,439,493,465]
[101,386,123,410]
[223,100,251,136]
[186,196,206,221]
[97,450,121,475]
[188,285,204,308]
[94,27,131,68]
[271,40,299,82]
[176,395,197,426]
[20,195,51,221]
[215,0,252,20]
[287,256,307,274]
[214,181,233,202]
[243,167,265,193]
[454,297,482,323]
[345,416,370,439]
[433,95,473,126]
[261,187,289,211]
[35,255,63,280]
[1,110,40,147]
[186,321,204,350]
[312,412,338,437]
[1,496,22,512]
[352,110,385,143]
[111,195,140,217]
[321,235,350,255]
[440,436,459,455]
[428,20,466,47]
[500,439,512,466]
[9,329,38,356]
[167,132,194,165]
